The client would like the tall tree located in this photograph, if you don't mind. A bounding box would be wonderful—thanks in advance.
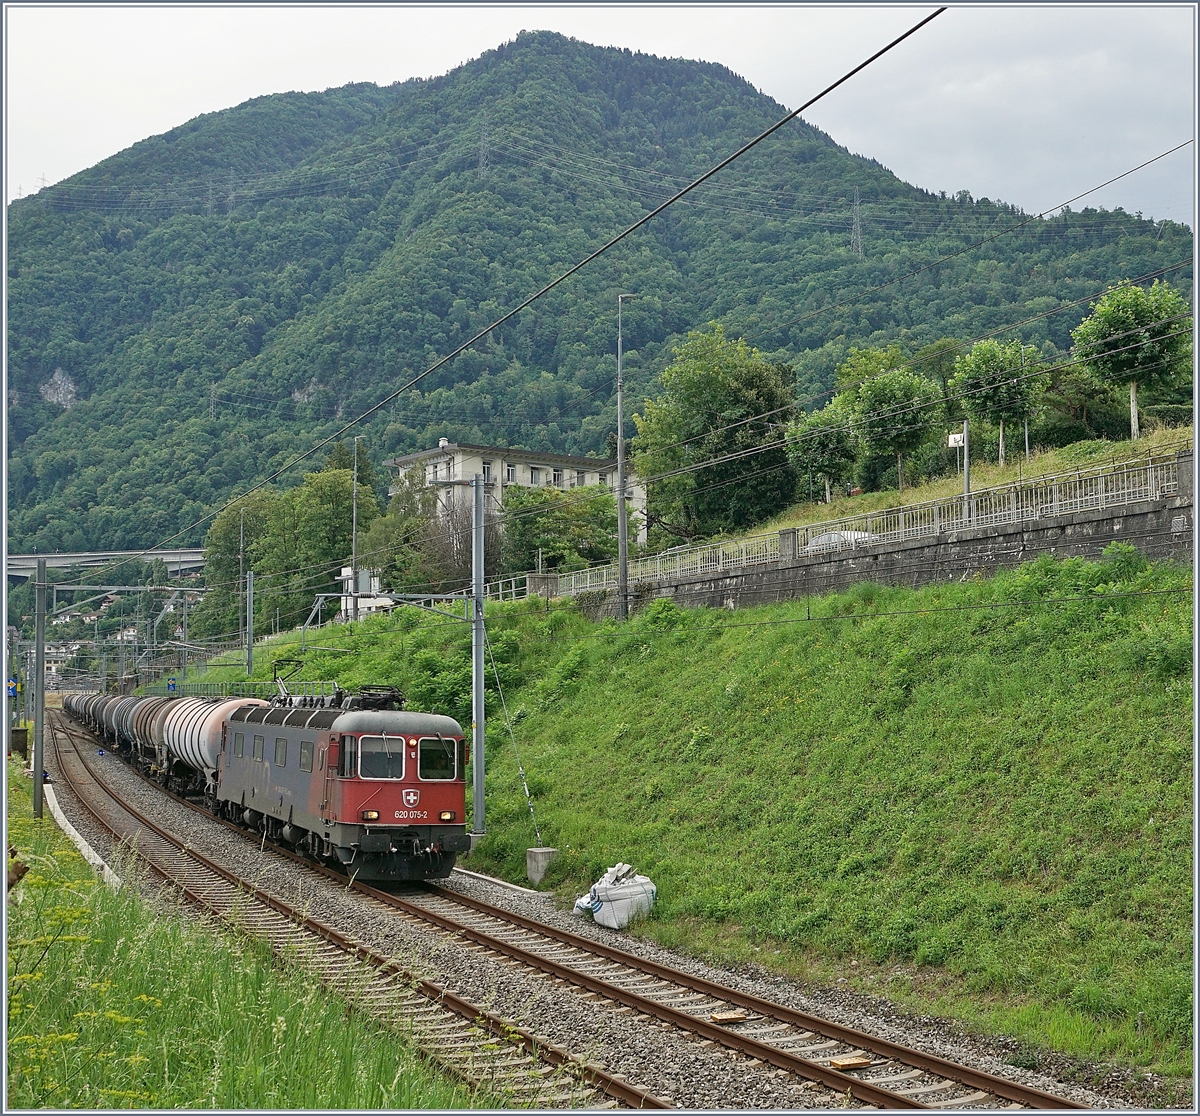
[361,465,499,591]
[786,396,857,504]
[324,440,379,497]
[1071,280,1193,440]
[501,485,620,573]
[254,469,379,629]
[190,489,278,638]
[854,369,940,491]
[913,338,965,420]
[633,324,796,542]
[833,344,905,401]
[950,339,1041,465]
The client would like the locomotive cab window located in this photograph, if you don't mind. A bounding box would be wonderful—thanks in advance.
[337,734,358,778]
[274,737,287,767]
[252,735,265,762]
[418,736,456,781]
[359,735,404,779]
[234,732,244,758]
[299,739,314,773]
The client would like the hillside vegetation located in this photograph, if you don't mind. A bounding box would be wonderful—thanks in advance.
[8,31,1191,552]
[189,547,1193,1076]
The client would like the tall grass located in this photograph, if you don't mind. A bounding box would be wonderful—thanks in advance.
[187,547,1193,1076]
[5,764,488,1109]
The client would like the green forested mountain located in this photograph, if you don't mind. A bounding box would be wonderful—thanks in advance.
[7,30,1192,552]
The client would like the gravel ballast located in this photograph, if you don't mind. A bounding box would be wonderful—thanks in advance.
[43,725,1184,1110]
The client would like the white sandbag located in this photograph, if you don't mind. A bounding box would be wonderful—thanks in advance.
[572,862,657,929]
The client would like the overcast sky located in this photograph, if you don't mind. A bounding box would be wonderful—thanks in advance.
[4,4,1196,224]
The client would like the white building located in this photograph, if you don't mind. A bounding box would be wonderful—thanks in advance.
[383,440,648,543]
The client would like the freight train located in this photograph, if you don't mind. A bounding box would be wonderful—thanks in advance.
[63,687,471,881]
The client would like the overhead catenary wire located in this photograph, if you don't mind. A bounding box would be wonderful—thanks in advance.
[136,323,1190,605]
[747,138,1194,346]
[484,631,543,846]
[67,8,947,588]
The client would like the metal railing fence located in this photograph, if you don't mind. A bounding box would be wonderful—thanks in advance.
[556,451,1184,595]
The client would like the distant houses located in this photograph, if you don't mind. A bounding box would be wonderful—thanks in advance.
[383,439,648,543]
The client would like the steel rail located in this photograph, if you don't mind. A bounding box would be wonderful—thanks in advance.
[48,713,668,1110]
[361,884,932,1109]
[59,709,1082,1110]
[419,886,1085,1110]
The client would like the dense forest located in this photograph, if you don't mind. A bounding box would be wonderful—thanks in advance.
[7,30,1192,553]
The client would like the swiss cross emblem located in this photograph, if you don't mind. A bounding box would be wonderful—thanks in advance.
[403,789,420,808]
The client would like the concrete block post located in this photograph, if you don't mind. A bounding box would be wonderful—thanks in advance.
[527,571,560,599]
[526,846,559,885]
[778,528,798,564]
[1177,449,1193,502]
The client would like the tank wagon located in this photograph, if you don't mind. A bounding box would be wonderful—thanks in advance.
[63,686,470,881]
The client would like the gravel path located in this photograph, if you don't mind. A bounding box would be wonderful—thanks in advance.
[44,725,1184,1110]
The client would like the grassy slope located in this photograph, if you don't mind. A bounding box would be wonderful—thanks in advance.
[5,762,490,1109]
[767,424,1193,534]
[190,548,1192,1076]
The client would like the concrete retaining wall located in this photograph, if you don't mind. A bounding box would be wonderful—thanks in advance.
[565,451,1193,618]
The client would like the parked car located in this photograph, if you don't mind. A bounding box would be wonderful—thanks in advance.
[806,529,878,553]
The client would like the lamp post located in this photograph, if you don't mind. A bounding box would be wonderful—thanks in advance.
[616,293,634,621]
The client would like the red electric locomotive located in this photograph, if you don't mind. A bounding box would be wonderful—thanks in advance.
[67,685,470,882]
[214,686,472,881]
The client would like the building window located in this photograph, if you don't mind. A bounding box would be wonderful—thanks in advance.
[482,460,492,482]
[576,470,586,487]
[430,463,438,481]
[505,463,516,482]
[274,737,288,767]
[598,472,608,487]
[530,466,540,485]
[552,468,563,488]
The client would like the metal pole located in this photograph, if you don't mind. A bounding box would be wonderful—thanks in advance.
[181,594,188,680]
[351,436,363,622]
[470,474,486,837]
[8,635,17,731]
[245,570,254,676]
[962,419,971,524]
[616,293,633,621]
[239,507,245,650]
[33,558,46,818]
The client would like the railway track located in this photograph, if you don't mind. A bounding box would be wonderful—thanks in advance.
[47,713,668,1110]
[55,711,1087,1110]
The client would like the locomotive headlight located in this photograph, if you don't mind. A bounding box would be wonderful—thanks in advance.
[361,810,380,821]
[439,810,456,822]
